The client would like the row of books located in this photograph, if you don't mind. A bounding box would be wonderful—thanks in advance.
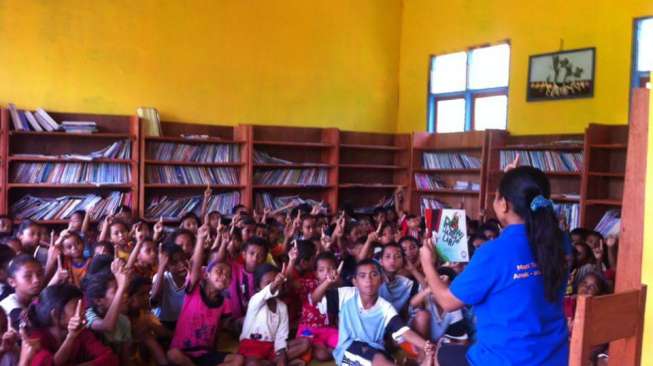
[420,196,448,215]
[422,153,481,170]
[10,192,131,221]
[144,192,240,219]
[553,203,580,230]
[414,174,480,192]
[255,193,321,211]
[146,166,239,185]
[500,150,583,172]
[414,173,446,190]
[254,168,328,186]
[12,162,131,184]
[147,142,240,163]
[61,121,98,134]
[594,209,621,237]
[11,140,131,161]
[8,104,60,132]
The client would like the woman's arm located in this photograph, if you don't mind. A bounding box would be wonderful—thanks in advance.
[409,288,431,308]
[419,240,465,312]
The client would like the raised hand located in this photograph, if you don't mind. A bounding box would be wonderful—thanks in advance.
[153,217,164,235]
[288,246,298,264]
[52,255,70,285]
[66,299,86,339]
[504,153,520,172]
[19,325,40,365]
[420,237,437,265]
[111,259,130,289]
[203,183,212,199]
[606,235,618,248]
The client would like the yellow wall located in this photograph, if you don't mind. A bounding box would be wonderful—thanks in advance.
[397,0,653,134]
[641,82,653,364]
[0,0,401,132]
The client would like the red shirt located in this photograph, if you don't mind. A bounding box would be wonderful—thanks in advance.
[29,328,117,366]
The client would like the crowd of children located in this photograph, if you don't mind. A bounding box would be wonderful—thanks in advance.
[0,183,618,366]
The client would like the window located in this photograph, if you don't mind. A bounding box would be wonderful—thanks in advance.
[428,43,510,133]
[632,17,653,88]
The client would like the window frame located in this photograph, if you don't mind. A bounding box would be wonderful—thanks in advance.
[427,41,511,133]
[631,16,653,88]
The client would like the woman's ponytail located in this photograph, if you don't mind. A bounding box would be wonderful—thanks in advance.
[499,166,567,302]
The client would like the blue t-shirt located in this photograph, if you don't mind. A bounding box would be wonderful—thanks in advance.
[450,224,569,366]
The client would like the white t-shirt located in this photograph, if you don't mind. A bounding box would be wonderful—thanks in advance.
[239,284,289,352]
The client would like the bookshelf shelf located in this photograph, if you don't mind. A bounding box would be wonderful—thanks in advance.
[145,160,243,167]
[144,184,245,189]
[253,163,333,169]
[10,131,133,139]
[247,125,339,211]
[410,131,490,217]
[413,146,482,152]
[339,164,405,170]
[7,183,133,189]
[339,183,404,189]
[340,143,405,151]
[337,131,410,212]
[483,132,584,228]
[490,170,581,177]
[140,120,250,219]
[253,140,333,148]
[2,108,140,222]
[496,144,584,151]
[580,124,629,228]
[145,136,244,145]
[585,199,623,206]
[589,144,628,150]
[413,168,480,174]
[414,188,479,195]
[253,185,333,189]
[588,171,625,178]
[9,157,132,164]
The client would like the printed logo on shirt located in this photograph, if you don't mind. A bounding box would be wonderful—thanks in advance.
[513,262,541,280]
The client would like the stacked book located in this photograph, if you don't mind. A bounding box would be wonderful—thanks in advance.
[61,121,98,134]
[594,209,621,237]
[553,203,580,230]
[11,192,131,221]
[11,140,131,161]
[414,173,447,190]
[12,162,131,184]
[254,168,328,186]
[145,191,240,219]
[453,181,481,191]
[500,150,583,172]
[255,193,321,211]
[422,153,481,170]
[420,196,448,215]
[148,142,239,163]
[253,150,293,165]
[8,104,61,132]
[146,166,239,185]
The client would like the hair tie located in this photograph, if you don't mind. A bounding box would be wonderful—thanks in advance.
[530,195,553,212]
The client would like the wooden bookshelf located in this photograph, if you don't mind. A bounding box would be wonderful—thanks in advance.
[338,131,410,214]
[410,131,492,218]
[247,125,339,212]
[2,108,139,225]
[139,120,249,222]
[580,124,629,229]
[484,132,585,228]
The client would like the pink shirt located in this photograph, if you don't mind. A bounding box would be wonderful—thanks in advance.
[170,283,226,357]
[224,261,255,319]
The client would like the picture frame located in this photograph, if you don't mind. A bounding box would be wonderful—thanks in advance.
[526,47,596,101]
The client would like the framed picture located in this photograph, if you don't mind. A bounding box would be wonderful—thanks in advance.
[527,47,595,101]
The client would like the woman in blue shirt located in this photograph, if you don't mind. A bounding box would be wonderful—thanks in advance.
[420,166,569,366]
